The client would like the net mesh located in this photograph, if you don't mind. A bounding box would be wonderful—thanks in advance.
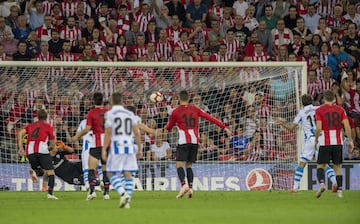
[0,62,306,191]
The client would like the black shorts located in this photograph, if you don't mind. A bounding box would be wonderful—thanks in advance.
[176,144,198,163]
[317,145,343,165]
[89,147,106,164]
[27,153,54,171]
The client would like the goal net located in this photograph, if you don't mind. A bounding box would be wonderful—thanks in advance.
[0,61,307,191]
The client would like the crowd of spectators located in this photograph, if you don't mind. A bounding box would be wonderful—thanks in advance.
[1,0,360,164]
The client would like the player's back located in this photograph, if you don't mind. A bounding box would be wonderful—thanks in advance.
[86,107,108,147]
[295,104,317,139]
[316,104,347,146]
[105,105,137,154]
[169,104,202,144]
[25,120,54,155]
[316,104,345,131]
[172,104,201,129]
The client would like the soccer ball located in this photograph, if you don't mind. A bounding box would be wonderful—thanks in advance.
[149,91,163,103]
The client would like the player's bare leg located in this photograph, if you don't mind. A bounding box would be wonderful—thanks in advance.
[87,155,99,200]
[42,172,48,192]
[176,161,189,199]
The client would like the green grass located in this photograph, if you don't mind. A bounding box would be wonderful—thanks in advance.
[0,191,359,224]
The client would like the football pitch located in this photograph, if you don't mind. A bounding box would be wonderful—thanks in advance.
[0,191,359,224]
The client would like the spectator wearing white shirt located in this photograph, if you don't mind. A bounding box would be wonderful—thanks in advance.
[232,0,249,17]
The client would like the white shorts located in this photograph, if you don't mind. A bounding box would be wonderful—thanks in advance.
[81,149,101,171]
[106,153,138,173]
[299,137,316,163]
[81,149,89,171]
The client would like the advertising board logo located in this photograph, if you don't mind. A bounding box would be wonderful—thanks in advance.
[246,168,272,191]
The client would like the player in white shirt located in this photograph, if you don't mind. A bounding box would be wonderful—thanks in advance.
[102,93,142,209]
[76,119,103,190]
[276,94,337,192]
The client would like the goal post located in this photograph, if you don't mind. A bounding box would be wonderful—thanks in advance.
[0,61,307,191]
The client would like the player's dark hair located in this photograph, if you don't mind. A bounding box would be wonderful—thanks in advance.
[179,90,189,101]
[93,92,103,105]
[37,109,48,120]
[126,105,136,114]
[323,90,335,102]
[112,92,123,105]
[301,94,313,106]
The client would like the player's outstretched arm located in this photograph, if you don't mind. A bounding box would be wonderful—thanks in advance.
[343,119,354,153]
[275,117,297,131]
[199,110,233,136]
[314,120,322,149]
[133,124,143,159]
[71,125,91,142]
[17,129,26,156]
[138,123,156,135]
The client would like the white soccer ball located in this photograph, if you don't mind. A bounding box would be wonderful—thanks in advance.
[149,91,163,103]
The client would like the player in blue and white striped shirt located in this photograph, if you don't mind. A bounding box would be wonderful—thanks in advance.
[276,94,337,192]
[77,119,102,191]
[101,92,142,209]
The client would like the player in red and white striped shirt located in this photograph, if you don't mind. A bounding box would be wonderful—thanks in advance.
[315,90,353,198]
[72,92,110,200]
[18,109,58,200]
[165,90,232,199]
